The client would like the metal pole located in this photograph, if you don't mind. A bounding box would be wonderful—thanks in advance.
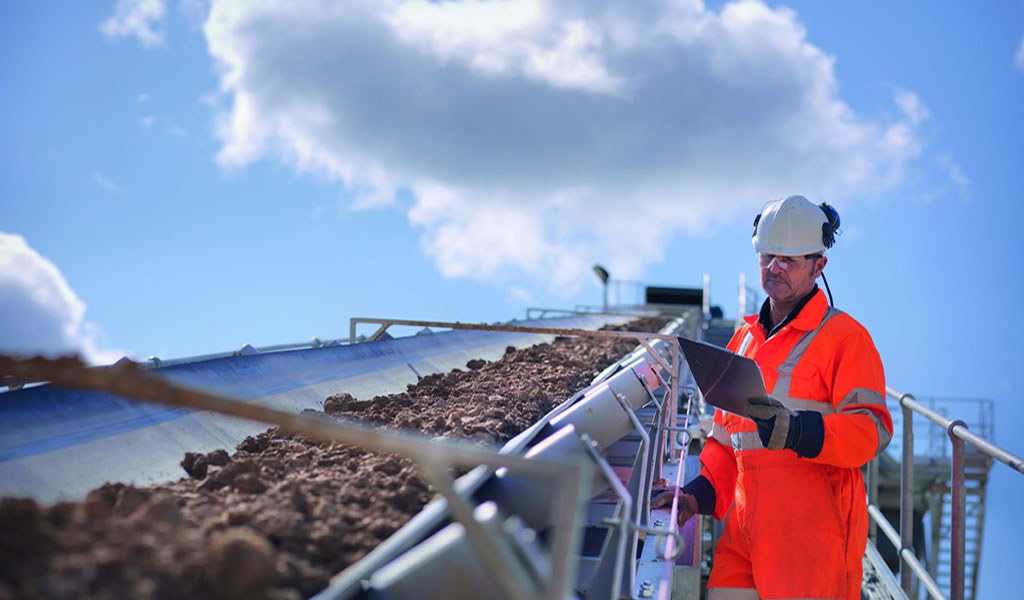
[901,399,915,595]
[888,386,1024,475]
[869,505,948,600]
[702,274,711,319]
[868,457,879,543]
[949,420,967,600]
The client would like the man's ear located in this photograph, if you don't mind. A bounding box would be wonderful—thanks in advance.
[815,256,829,278]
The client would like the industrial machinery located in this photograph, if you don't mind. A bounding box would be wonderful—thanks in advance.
[1,280,1020,600]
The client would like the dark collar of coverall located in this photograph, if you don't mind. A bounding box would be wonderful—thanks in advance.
[757,285,822,339]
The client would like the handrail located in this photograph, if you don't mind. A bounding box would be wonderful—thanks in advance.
[889,388,1023,473]
[877,386,1024,600]
[869,504,946,600]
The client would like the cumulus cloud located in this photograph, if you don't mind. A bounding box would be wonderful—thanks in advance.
[0,232,124,365]
[203,0,925,292]
[100,0,167,47]
[1016,36,1024,70]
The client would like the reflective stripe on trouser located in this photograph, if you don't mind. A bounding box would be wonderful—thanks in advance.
[706,450,866,600]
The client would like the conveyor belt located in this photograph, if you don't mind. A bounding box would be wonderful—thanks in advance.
[0,315,634,502]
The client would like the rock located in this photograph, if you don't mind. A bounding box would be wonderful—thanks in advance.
[323,393,357,414]
[233,473,267,495]
[206,528,274,600]
[182,452,208,479]
[206,449,231,467]
[114,486,150,517]
[132,494,181,527]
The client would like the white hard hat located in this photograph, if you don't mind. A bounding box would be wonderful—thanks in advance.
[752,195,829,256]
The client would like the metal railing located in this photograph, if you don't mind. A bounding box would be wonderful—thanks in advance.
[870,386,1024,600]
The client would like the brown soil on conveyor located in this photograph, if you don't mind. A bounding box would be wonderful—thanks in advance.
[0,317,670,600]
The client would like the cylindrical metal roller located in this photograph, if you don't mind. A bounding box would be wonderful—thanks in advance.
[592,338,671,385]
[477,424,605,532]
[366,501,543,600]
[548,359,657,450]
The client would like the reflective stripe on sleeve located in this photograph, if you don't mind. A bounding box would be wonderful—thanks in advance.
[710,422,732,447]
[837,387,892,455]
[731,431,764,451]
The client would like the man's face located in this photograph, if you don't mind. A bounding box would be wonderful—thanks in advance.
[759,254,825,305]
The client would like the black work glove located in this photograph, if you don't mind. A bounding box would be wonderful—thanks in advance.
[745,396,825,458]
[650,475,716,528]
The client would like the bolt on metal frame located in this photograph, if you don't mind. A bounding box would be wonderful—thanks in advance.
[868,386,1024,600]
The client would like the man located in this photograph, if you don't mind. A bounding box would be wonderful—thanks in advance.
[654,195,893,599]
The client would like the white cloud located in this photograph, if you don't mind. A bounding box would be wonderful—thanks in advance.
[93,172,122,193]
[203,0,926,292]
[508,287,533,304]
[140,115,157,128]
[893,89,930,125]
[137,92,151,103]
[1016,36,1024,70]
[0,232,124,365]
[100,0,167,47]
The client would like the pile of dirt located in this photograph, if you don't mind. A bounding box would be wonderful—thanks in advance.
[0,317,670,599]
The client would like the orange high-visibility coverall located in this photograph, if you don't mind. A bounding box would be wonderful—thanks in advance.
[699,289,892,599]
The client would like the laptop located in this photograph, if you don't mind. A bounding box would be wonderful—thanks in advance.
[677,336,769,416]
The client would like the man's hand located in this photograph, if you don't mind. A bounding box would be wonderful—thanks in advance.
[745,396,794,449]
[651,488,699,528]
[745,396,825,458]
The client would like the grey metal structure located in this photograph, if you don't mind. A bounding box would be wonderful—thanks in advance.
[318,306,706,600]
[867,389,1023,600]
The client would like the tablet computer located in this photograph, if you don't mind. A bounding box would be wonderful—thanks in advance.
[677,336,768,416]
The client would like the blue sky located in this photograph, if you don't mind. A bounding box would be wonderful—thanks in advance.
[2,1,1022,595]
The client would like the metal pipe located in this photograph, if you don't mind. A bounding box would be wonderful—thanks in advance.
[901,399,915,595]
[667,342,681,462]
[613,391,650,531]
[702,274,711,320]
[868,457,879,544]
[949,420,967,600]
[887,386,1024,474]
[869,505,947,600]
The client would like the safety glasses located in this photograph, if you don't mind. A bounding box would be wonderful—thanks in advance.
[757,253,822,271]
